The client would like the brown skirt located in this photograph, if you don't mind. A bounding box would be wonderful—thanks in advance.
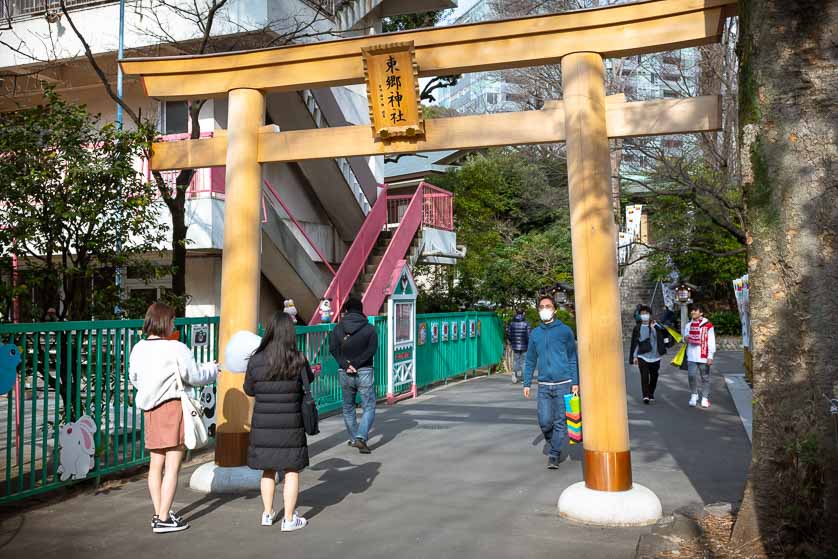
[144,399,185,450]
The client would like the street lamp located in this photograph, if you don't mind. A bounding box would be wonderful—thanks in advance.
[555,289,569,306]
[676,284,692,331]
[676,284,691,304]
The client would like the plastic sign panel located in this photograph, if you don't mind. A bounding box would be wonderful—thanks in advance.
[191,324,209,347]
[362,42,424,141]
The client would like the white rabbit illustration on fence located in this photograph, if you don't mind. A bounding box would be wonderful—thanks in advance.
[57,415,97,481]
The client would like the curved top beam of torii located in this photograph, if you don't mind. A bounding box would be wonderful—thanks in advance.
[120,0,737,100]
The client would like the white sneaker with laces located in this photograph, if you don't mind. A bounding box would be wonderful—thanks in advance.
[701,397,710,408]
[281,513,307,532]
[262,510,278,526]
[688,394,698,407]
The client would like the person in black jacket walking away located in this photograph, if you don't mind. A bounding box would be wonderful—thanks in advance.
[329,296,378,454]
[628,305,672,404]
[244,312,312,531]
[507,309,532,384]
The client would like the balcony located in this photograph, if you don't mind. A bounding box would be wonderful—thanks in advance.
[3,0,114,19]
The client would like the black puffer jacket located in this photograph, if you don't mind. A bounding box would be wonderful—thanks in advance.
[507,315,532,352]
[243,351,314,472]
[329,311,378,370]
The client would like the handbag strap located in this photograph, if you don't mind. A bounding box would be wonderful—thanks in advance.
[300,364,313,396]
[173,360,186,394]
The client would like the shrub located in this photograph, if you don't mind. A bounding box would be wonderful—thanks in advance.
[707,310,741,336]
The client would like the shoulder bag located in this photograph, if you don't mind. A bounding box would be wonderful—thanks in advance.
[300,365,320,436]
[174,366,209,450]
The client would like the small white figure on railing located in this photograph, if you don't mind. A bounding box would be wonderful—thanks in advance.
[58,415,97,481]
[319,298,332,323]
[284,299,300,324]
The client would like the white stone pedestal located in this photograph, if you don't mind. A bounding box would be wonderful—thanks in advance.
[189,463,262,493]
[558,482,662,526]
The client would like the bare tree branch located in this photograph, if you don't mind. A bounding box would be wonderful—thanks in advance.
[58,1,141,126]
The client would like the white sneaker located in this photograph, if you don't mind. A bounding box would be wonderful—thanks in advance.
[281,513,307,532]
[688,394,698,407]
[262,510,278,526]
[701,397,710,408]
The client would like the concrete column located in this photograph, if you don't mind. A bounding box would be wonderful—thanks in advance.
[215,88,265,467]
[558,52,661,526]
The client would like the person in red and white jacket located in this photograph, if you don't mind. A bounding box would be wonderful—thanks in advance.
[681,303,716,409]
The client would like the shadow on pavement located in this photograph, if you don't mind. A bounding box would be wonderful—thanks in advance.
[301,458,382,520]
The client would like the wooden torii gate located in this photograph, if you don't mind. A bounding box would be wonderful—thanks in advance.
[122,0,737,524]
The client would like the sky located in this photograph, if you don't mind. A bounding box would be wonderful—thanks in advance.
[444,0,480,24]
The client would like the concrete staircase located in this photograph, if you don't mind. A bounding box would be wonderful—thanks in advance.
[619,244,662,341]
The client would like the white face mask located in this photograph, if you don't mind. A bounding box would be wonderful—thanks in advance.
[539,308,555,322]
[640,313,651,322]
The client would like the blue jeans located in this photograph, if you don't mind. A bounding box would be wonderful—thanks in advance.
[339,367,376,442]
[537,383,571,459]
[512,350,526,380]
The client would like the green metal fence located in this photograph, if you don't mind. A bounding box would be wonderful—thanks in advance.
[414,312,504,390]
[0,317,219,504]
[0,311,502,504]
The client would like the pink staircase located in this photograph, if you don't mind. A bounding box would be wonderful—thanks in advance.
[309,182,453,324]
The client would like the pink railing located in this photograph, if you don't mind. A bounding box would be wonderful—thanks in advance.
[422,184,454,231]
[309,187,389,325]
[386,185,453,231]
[141,132,225,198]
[263,179,336,276]
[361,184,426,317]
[386,195,412,226]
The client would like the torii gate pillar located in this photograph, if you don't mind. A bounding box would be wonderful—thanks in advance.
[191,88,266,492]
[558,53,661,525]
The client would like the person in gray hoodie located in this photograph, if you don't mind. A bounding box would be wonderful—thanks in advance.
[328,296,378,454]
[523,295,579,470]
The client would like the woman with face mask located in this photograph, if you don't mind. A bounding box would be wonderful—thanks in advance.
[628,305,671,404]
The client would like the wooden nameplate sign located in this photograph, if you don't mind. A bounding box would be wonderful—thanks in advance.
[362,42,424,141]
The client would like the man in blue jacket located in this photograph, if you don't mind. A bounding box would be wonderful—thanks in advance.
[523,295,579,469]
[507,309,531,384]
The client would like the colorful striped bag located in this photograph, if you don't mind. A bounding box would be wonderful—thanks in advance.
[564,393,582,444]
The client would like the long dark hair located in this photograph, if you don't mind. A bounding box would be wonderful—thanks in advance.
[252,312,306,380]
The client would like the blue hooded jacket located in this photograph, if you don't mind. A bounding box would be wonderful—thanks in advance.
[522,319,578,388]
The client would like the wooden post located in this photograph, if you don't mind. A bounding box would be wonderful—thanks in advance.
[215,88,265,467]
[562,52,632,492]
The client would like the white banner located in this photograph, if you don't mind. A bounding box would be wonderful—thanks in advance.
[732,274,750,348]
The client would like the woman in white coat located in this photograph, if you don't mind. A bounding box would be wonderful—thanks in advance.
[129,302,217,534]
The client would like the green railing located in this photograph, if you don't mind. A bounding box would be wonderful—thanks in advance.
[414,312,504,391]
[0,311,502,504]
[0,317,219,504]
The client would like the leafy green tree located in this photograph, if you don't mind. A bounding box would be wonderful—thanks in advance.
[0,88,168,321]
[418,149,573,311]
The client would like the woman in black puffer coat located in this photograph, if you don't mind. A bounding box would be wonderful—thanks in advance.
[244,312,313,531]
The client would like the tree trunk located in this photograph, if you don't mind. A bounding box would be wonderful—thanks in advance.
[733,1,838,556]
[167,184,190,315]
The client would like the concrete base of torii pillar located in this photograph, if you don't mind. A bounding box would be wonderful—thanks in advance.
[190,463,262,494]
[558,482,663,526]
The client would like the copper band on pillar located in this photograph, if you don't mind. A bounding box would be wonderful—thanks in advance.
[215,432,250,467]
[584,449,632,491]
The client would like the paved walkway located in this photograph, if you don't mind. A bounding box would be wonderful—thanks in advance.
[0,352,751,559]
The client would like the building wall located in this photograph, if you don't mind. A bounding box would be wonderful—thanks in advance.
[0,0,320,68]
[184,255,222,318]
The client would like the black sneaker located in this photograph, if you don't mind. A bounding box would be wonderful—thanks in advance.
[547,456,560,469]
[643,397,650,405]
[153,515,189,534]
[353,439,372,454]
[151,510,182,528]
